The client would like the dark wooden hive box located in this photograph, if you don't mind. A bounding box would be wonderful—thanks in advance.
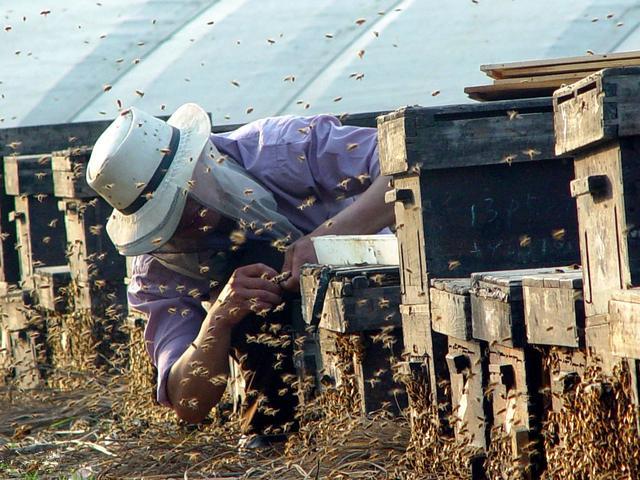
[378,98,579,307]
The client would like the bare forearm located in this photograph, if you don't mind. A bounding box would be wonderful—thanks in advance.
[167,309,234,423]
[314,175,394,236]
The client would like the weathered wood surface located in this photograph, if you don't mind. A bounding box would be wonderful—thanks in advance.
[3,154,54,195]
[51,147,95,198]
[554,67,640,155]
[488,343,544,478]
[609,289,640,359]
[470,267,570,348]
[59,198,125,284]
[377,98,563,175]
[431,278,471,340]
[482,51,640,80]
[0,283,43,388]
[447,337,489,451]
[320,282,401,333]
[388,175,429,305]
[584,318,618,374]
[11,195,68,285]
[300,264,400,330]
[571,138,640,318]
[522,269,584,347]
[400,303,431,358]
[354,330,407,415]
[32,265,71,313]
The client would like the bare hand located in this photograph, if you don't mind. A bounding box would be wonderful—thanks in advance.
[280,235,318,292]
[214,263,283,326]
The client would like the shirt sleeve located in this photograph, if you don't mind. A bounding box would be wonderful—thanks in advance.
[127,254,210,406]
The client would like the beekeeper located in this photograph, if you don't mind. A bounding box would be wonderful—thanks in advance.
[86,103,394,445]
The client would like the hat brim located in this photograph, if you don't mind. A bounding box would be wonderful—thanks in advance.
[106,103,211,256]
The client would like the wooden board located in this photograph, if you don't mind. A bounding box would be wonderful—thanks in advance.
[377,98,563,175]
[481,51,640,80]
[51,147,95,198]
[390,176,428,305]
[470,267,572,347]
[554,67,640,155]
[430,278,472,340]
[4,154,54,195]
[465,82,568,102]
[522,270,584,347]
[320,282,401,333]
[609,289,640,359]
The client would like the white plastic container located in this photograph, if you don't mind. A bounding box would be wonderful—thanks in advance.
[311,234,399,266]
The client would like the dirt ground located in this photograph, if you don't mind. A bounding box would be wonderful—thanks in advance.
[0,372,414,480]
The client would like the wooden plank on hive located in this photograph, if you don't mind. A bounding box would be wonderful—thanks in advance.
[481,50,640,79]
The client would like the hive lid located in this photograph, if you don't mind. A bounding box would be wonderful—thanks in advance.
[430,278,471,295]
[521,269,582,288]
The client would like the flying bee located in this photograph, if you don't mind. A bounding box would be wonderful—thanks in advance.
[502,154,517,165]
[346,142,359,151]
[523,148,541,159]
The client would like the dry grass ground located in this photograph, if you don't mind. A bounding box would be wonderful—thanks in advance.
[0,371,412,480]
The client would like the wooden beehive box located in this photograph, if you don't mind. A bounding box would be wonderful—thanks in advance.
[431,278,472,340]
[471,267,572,348]
[3,153,68,287]
[319,267,401,333]
[32,265,71,313]
[522,269,584,348]
[300,263,407,415]
[554,68,640,321]
[378,99,579,306]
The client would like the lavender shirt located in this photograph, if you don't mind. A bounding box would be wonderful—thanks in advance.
[128,114,380,405]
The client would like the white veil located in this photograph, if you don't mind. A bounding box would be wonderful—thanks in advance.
[188,139,303,244]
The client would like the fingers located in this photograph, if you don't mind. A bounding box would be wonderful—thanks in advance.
[238,276,282,296]
[237,263,279,279]
[237,288,282,306]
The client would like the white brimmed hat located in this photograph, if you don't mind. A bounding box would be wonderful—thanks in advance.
[87,103,212,256]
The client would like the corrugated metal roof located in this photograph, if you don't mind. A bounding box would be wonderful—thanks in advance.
[1,0,638,128]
